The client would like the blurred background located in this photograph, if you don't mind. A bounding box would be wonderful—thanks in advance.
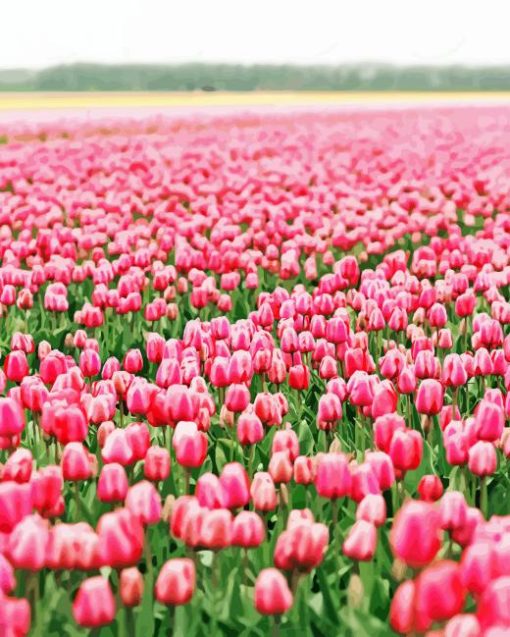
[1,0,510,103]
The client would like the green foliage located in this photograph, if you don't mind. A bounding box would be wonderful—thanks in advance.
[3,62,510,92]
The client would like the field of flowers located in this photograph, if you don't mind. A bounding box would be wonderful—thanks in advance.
[1,106,510,636]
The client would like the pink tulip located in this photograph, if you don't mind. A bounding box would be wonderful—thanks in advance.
[391,500,442,568]
[155,558,196,605]
[73,577,116,628]
[415,379,444,416]
[254,568,293,615]
[342,520,377,561]
[315,453,352,499]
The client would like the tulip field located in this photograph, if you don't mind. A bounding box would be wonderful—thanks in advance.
[3,105,510,636]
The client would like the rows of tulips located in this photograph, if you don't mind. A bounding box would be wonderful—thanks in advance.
[2,107,510,635]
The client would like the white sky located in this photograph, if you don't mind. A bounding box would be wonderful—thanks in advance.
[2,0,510,69]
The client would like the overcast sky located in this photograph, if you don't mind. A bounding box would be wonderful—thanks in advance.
[2,0,509,69]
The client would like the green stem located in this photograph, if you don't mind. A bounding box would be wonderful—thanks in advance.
[242,548,250,586]
[407,394,412,428]
[480,476,489,519]
[144,528,153,581]
[114,584,127,637]
[211,551,220,634]
[74,481,82,521]
[126,608,136,637]
[390,481,399,518]
[452,387,459,417]
[463,318,469,354]
[461,466,471,505]
[331,498,341,573]
[166,426,173,456]
[272,615,281,637]
[247,444,256,478]
[169,604,176,636]
[26,571,40,637]
[183,468,190,495]
[397,479,405,507]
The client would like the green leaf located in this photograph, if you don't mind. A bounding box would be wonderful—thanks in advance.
[297,419,315,455]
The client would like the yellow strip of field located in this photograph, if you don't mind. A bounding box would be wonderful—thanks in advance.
[1,91,510,110]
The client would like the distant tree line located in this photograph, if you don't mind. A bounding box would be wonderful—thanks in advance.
[3,63,510,91]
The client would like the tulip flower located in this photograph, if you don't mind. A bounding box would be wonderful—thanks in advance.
[155,558,196,606]
[414,561,466,631]
[4,350,30,383]
[120,567,144,607]
[73,577,116,628]
[254,568,293,615]
[417,474,444,501]
[390,500,442,568]
[315,452,352,500]
[173,421,208,469]
[220,462,250,509]
[274,517,329,572]
[144,446,171,482]
[0,596,31,637]
[231,511,265,548]
[342,520,377,561]
[415,379,444,416]
[250,472,278,512]
[97,508,144,568]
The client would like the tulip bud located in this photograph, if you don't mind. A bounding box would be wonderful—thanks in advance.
[97,508,144,568]
[475,399,504,442]
[415,379,444,416]
[122,349,144,374]
[342,520,377,561]
[356,494,386,526]
[389,580,416,634]
[120,567,144,607]
[7,514,49,570]
[389,429,423,473]
[220,462,250,509]
[414,560,466,631]
[254,568,293,615]
[61,442,95,481]
[468,440,497,476]
[293,455,315,485]
[79,349,102,379]
[144,446,171,482]
[417,475,444,502]
[1,448,33,483]
[97,463,129,503]
[444,615,480,637]
[231,511,265,548]
[155,558,196,605]
[439,491,468,532]
[250,472,277,511]
[4,350,29,383]
[0,397,25,437]
[173,421,208,469]
[73,577,116,628]
[125,481,162,525]
[0,553,15,594]
[390,500,442,568]
[237,411,264,446]
[315,453,351,499]
[269,450,293,484]
[225,384,251,413]
[0,596,31,637]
